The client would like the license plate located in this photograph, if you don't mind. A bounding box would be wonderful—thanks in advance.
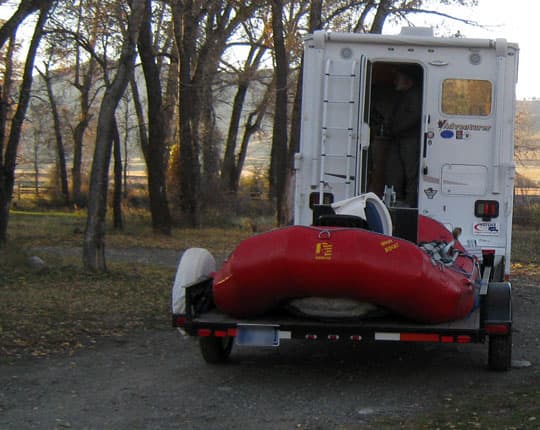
[235,325,280,347]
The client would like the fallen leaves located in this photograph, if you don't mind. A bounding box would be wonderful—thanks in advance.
[0,262,173,361]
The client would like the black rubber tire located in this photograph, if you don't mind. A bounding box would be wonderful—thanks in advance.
[488,333,512,371]
[199,337,234,364]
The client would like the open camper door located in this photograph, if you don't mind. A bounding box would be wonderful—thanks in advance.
[294,32,371,226]
[417,39,518,270]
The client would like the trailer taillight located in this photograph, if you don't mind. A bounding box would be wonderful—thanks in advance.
[475,200,499,220]
[485,324,510,335]
[309,192,333,209]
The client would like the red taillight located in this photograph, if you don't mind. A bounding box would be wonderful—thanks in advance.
[214,330,227,337]
[456,336,471,343]
[475,200,499,220]
[485,324,510,335]
[198,328,212,337]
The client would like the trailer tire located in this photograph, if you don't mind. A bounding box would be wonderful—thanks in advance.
[199,337,233,364]
[488,333,512,371]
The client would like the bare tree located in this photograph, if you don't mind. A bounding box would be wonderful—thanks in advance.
[0,2,51,246]
[136,0,172,235]
[36,59,70,206]
[83,0,147,271]
[0,0,50,49]
[269,0,289,225]
[170,0,258,226]
[220,39,269,195]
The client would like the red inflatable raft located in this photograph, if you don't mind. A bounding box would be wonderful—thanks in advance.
[213,216,479,324]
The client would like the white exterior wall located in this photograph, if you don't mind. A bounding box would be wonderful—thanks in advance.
[294,30,519,273]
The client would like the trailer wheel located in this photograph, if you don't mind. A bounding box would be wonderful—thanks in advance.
[488,333,512,371]
[199,337,233,364]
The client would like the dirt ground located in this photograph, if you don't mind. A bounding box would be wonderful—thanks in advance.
[1,251,539,429]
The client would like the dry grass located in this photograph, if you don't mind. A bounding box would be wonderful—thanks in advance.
[0,210,254,360]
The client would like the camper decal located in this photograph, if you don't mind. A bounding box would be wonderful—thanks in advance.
[455,130,471,140]
[472,222,500,236]
[441,130,454,139]
[437,119,491,132]
[424,188,438,199]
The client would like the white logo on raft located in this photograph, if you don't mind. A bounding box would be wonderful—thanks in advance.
[472,222,500,236]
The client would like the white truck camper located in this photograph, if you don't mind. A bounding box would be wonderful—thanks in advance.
[172,28,519,371]
[294,28,519,281]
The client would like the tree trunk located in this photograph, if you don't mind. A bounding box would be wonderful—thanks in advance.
[233,88,270,192]
[0,36,14,160]
[39,65,70,206]
[370,0,391,34]
[0,4,49,246]
[71,0,99,207]
[0,0,48,49]
[112,118,123,230]
[221,80,249,193]
[137,0,172,235]
[282,0,324,224]
[162,50,178,168]
[83,0,146,271]
[71,59,96,207]
[270,0,289,225]
[221,42,267,195]
[172,1,201,227]
[130,76,149,160]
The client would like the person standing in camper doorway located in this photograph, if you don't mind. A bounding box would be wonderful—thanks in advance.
[385,65,422,207]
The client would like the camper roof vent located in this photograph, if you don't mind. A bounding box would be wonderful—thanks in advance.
[400,27,434,37]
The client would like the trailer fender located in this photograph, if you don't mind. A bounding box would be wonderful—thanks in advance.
[482,281,512,325]
[171,248,216,315]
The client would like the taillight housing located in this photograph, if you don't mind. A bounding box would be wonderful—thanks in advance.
[475,200,499,221]
[309,192,334,209]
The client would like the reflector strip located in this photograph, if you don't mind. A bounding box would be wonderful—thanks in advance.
[486,324,510,335]
[197,328,212,337]
[375,333,400,341]
[401,333,439,342]
[376,332,440,342]
[457,336,472,343]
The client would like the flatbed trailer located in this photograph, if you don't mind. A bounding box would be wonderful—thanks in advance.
[172,26,517,371]
[173,274,512,370]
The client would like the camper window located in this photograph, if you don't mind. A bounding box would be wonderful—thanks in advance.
[441,79,492,116]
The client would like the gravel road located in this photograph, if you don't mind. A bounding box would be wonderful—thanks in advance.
[1,249,539,429]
